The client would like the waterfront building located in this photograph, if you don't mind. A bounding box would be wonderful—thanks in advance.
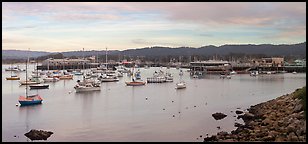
[190,60,232,75]
[40,58,98,70]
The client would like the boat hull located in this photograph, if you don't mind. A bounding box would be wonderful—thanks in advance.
[18,95,43,106]
[125,81,146,86]
[176,83,186,89]
[30,85,49,89]
[19,81,41,85]
[6,77,20,80]
[100,79,119,82]
[75,87,101,92]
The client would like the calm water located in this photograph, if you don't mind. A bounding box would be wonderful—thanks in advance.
[2,64,306,142]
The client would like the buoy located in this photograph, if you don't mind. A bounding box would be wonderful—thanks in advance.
[172,101,174,103]
[145,97,148,100]
[16,104,18,106]
[172,115,175,117]
[163,108,165,110]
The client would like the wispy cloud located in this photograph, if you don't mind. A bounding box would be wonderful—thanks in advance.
[2,2,306,52]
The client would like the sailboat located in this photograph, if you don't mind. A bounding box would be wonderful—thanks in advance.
[125,67,146,86]
[99,47,119,82]
[6,64,20,80]
[176,69,186,89]
[18,49,43,106]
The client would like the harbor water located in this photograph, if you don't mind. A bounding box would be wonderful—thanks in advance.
[2,64,306,142]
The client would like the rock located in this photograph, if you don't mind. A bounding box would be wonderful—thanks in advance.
[287,124,296,133]
[235,110,243,114]
[287,132,298,141]
[212,112,227,120]
[234,122,244,128]
[237,112,255,122]
[262,135,275,141]
[219,139,236,142]
[275,137,286,142]
[24,129,53,141]
[204,136,218,142]
[217,131,228,137]
[293,104,303,113]
[261,118,272,126]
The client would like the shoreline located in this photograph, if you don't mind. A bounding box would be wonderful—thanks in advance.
[205,86,306,142]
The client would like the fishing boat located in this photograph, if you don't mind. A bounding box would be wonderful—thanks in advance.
[6,67,20,80]
[18,49,43,106]
[292,71,297,74]
[125,81,146,86]
[74,83,101,92]
[30,84,49,89]
[176,69,186,89]
[147,70,167,83]
[125,67,146,86]
[99,74,119,82]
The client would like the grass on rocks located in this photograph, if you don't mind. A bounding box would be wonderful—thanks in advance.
[293,86,306,119]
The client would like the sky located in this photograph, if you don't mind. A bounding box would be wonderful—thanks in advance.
[2,2,306,52]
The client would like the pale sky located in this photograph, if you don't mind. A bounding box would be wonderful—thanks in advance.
[2,2,306,52]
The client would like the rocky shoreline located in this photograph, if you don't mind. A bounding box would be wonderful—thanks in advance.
[205,87,306,142]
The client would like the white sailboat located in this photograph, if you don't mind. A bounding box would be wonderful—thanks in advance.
[176,69,186,89]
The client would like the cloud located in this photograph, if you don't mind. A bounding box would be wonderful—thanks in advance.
[3,25,37,30]
[198,33,213,37]
[2,2,305,51]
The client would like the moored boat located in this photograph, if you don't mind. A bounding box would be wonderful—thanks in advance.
[176,82,186,89]
[74,83,101,92]
[59,75,73,80]
[6,76,20,80]
[125,81,146,86]
[30,84,49,89]
[19,94,43,106]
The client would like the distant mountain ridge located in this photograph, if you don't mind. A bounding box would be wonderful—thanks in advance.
[2,42,306,59]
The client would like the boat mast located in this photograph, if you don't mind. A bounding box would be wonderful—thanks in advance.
[26,48,30,97]
[83,48,85,70]
[105,47,108,69]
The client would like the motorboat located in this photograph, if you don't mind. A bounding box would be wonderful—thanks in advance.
[74,83,101,92]
[176,82,186,89]
[43,77,60,82]
[99,74,119,82]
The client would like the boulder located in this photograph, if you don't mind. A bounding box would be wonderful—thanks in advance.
[204,136,218,142]
[237,112,255,122]
[293,104,303,113]
[235,110,243,114]
[212,112,227,120]
[24,129,53,141]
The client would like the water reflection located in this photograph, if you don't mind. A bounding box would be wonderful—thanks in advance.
[18,104,43,141]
